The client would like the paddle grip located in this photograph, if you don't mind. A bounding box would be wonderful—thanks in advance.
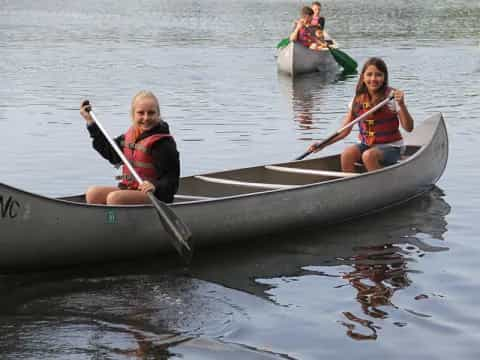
[296,151,312,161]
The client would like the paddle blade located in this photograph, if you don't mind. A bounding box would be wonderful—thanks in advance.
[148,192,193,264]
[276,38,290,49]
[329,47,357,73]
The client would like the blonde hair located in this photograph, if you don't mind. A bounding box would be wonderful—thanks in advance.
[130,90,161,119]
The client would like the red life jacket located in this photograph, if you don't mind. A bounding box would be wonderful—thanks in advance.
[118,127,171,190]
[298,27,314,47]
[352,88,402,146]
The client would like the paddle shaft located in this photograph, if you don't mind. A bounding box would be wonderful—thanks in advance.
[88,110,193,258]
[296,94,395,160]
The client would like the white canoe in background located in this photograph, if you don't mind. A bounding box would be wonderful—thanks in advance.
[277,40,340,77]
[0,113,448,271]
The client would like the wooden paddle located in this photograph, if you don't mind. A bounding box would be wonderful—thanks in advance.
[87,108,193,263]
[296,93,395,160]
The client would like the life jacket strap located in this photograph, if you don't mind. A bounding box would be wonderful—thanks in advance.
[116,174,134,181]
[131,160,154,169]
[123,142,150,153]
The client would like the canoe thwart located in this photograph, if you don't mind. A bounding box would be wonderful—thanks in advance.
[194,175,297,190]
[265,165,358,178]
[174,194,215,201]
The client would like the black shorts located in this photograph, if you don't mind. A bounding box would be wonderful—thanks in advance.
[356,143,402,166]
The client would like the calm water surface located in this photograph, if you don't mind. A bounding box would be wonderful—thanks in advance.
[1,0,480,359]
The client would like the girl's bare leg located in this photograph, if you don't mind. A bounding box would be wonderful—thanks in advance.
[86,186,119,204]
[106,189,150,205]
[341,145,362,172]
[362,148,383,171]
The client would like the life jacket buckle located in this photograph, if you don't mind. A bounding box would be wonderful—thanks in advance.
[115,174,134,181]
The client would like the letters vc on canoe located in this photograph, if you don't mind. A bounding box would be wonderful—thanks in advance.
[0,194,20,219]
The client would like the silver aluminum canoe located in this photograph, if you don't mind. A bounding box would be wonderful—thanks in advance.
[277,41,340,77]
[0,113,448,270]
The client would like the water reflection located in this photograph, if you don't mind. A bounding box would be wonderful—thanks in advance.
[334,187,450,341]
[339,244,413,340]
[0,188,451,356]
[191,187,450,341]
[192,187,449,295]
[277,71,357,142]
[0,267,280,358]
[278,72,337,132]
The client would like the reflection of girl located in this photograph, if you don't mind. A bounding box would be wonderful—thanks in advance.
[341,244,411,341]
[306,57,414,172]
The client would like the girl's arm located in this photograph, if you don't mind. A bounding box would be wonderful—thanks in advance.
[150,138,180,203]
[394,90,414,132]
[309,110,354,152]
[87,122,123,165]
[289,19,304,41]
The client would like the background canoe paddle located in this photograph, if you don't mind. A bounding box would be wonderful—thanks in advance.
[87,108,193,263]
[276,38,291,49]
[327,46,357,73]
[296,93,395,160]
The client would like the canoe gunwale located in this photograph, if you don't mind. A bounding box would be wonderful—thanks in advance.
[2,113,446,207]
[176,113,447,204]
[49,113,445,206]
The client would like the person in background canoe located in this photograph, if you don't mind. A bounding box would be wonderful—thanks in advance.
[289,6,315,48]
[309,26,328,51]
[79,90,180,205]
[311,2,325,30]
[307,57,414,172]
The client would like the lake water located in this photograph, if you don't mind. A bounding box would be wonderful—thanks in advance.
[1,0,480,358]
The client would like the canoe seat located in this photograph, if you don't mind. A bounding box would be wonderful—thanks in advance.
[354,154,409,172]
[194,175,296,190]
[174,194,215,201]
[354,161,366,173]
[265,165,358,178]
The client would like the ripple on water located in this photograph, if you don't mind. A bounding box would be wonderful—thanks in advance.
[1,0,480,358]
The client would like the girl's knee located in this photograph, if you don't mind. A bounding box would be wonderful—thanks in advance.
[341,146,361,172]
[86,186,104,204]
[362,149,379,163]
[362,149,383,171]
[342,146,360,160]
[106,191,124,205]
[86,186,118,204]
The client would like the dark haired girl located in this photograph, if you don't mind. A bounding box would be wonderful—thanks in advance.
[307,57,414,172]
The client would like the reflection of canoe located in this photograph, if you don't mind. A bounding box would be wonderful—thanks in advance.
[277,71,339,128]
[277,41,340,77]
[0,114,448,270]
[191,186,450,300]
